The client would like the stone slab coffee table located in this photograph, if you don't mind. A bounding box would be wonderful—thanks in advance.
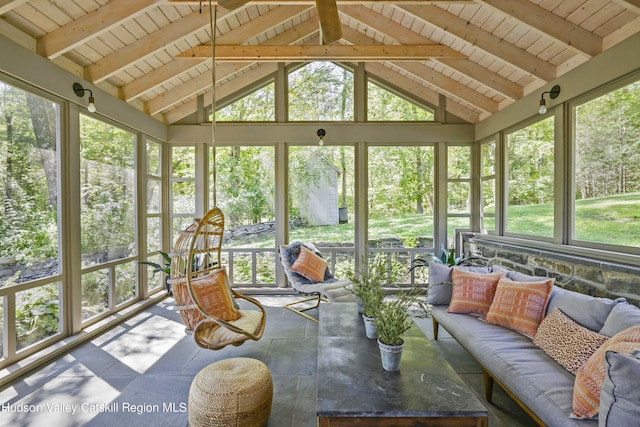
[316,303,488,427]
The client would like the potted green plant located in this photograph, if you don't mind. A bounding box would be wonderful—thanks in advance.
[347,256,387,339]
[375,290,427,371]
[139,251,172,295]
[409,244,476,272]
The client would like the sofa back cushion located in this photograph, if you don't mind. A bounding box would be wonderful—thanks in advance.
[447,269,506,317]
[546,286,625,332]
[599,303,640,337]
[486,277,554,337]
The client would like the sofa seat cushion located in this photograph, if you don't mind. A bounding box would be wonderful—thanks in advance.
[432,306,597,427]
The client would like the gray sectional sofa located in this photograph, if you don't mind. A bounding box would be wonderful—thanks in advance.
[427,262,640,427]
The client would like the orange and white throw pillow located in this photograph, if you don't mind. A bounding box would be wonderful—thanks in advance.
[572,325,640,419]
[486,277,554,337]
[447,269,506,317]
[189,268,241,321]
[290,245,328,283]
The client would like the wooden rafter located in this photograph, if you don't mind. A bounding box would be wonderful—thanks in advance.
[84,7,231,83]
[343,28,498,113]
[178,44,466,60]
[341,5,523,100]
[37,0,161,59]
[365,62,480,123]
[148,14,319,115]
[164,63,279,124]
[478,0,603,57]
[399,4,558,82]
[123,5,314,103]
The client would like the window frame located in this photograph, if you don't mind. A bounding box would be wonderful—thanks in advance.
[567,72,640,255]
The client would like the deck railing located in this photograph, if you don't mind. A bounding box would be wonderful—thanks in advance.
[223,246,431,288]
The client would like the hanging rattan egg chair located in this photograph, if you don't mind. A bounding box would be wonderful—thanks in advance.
[170,207,266,350]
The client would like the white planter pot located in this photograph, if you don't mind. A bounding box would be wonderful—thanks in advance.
[377,339,405,372]
[362,315,379,339]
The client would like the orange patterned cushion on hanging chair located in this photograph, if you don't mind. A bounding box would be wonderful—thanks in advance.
[190,268,241,321]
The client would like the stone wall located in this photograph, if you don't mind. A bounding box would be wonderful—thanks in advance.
[463,235,640,306]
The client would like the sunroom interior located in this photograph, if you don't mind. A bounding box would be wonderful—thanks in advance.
[0,0,639,424]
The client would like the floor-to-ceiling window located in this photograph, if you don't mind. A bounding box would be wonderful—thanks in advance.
[480,139,497,233]
[79,114,137,322]
[212,145,276,286]
[368,145,434,285]
[573,77,640,250]
[447,145,472,242]
[289,145,355,277]
[145,139,165,292]
[170,146,197,243]
[0,80,62,360]
[505,116,555,239]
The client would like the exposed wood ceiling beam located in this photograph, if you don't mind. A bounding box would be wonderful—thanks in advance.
[164,63,279,124]
[147,63,249,115]
[341,5,523,100]
[478,0,602,57]
[399,4,558,82]
[150,14,318,115]
[120,58,206,102]
[395,61,498,113]
[84,6,232,84]
[0,0,28,15]
[316,0,342,43]
[122,5,313,102]
[178,44,466,60]
[342,27,496,114]
[37,0,161,60]
[365,62,479,123]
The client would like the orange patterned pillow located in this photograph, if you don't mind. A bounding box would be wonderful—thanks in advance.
[190,268,241,321]
[572,325,640,419]
[448,269,506,317]
[486,277,554,337]
[290,246,328,282]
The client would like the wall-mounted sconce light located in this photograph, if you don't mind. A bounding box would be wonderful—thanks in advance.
[538,85,561,115]
[317,128,326,146]
[73,83,96,113]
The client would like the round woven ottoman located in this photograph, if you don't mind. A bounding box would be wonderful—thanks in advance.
[188,357,273,427]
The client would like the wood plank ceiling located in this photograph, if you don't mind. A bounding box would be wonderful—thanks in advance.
[1,0,639,124]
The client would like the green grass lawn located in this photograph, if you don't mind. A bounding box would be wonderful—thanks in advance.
[508,192,640,246]
[228,192,640,248]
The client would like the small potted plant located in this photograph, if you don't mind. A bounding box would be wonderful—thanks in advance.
[347,255,387,339]
[375,290,427,371]
[140,251,172,295]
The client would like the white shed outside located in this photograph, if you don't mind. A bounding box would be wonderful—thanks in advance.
[298,152,341,226]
